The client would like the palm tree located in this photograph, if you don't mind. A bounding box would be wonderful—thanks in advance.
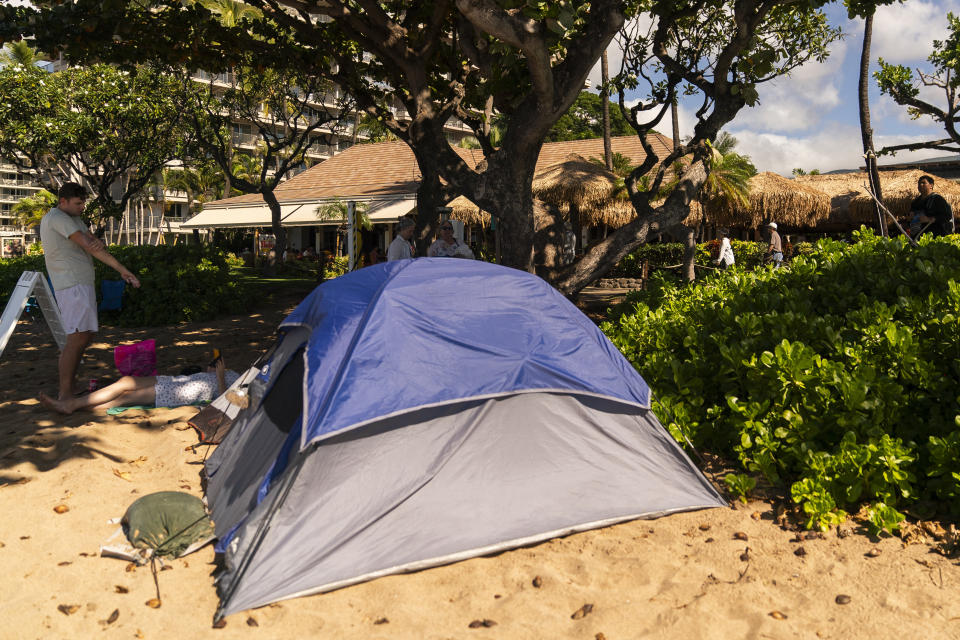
[702,132,755,211]
[0,41,48,67]
[230,152,263,195]
[315,199,371,262]
[858,11,886,235]
[676,132,755,282]
[457,123,505,150]
[11,189,55,229]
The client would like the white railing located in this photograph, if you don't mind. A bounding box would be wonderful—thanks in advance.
[0,177,40,188]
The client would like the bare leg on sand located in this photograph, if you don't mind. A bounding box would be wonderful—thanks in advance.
[58,331,93,400]
[40,376,157,414]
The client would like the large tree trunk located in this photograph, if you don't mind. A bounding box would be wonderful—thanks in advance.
[263,189,286,269]
[482,153,538,272]
[601,49,612,171]
[672,100,681,150]
[859,12,887,236]
[682,224,697,282]
[413,160,444,257]
[551,160,710,295]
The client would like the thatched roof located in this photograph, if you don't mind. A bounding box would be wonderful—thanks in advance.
[793,172,875,224]
[446,196,570,229]
[700,171,830,228]
[531,153,641,227]
[447,195,491,226]
[533,154,620,207]
[850,169,960,220]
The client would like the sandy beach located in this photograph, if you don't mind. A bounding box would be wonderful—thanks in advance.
[1,287,958,640]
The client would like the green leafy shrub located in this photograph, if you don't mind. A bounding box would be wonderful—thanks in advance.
[723,473,757,504]
[1,244,253,327]
[0,254,48,305]
[602,229,960,532]
[607,239,772,279]
[95,245,254,326]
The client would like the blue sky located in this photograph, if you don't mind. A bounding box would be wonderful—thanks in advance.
[590,0,960,175]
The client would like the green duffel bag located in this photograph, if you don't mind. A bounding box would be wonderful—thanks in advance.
[122,491,215,558]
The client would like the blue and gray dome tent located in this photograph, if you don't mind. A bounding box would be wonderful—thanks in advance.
[205,258,725,620]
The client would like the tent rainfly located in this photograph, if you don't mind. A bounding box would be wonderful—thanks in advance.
[205,258,726,620]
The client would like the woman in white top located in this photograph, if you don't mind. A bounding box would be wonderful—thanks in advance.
[39,359,239,415]
[427,222,474,259]
[715,228,735,268]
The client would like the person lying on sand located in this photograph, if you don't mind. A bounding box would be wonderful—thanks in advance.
[39,359,240,415]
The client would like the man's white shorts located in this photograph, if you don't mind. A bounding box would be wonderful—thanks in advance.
[56,283,98,334]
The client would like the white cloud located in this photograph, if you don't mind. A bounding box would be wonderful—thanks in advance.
[727,123,949,176]
[874,90,947,130]
[872,0,958,63]
[730,37,849,133]
[727,125,861,175]
[585,16,656,90]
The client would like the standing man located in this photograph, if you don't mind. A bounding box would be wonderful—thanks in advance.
[387,217,416,261]
[913,175,954,237]
[764,222,783,268]
[40,182,141,400]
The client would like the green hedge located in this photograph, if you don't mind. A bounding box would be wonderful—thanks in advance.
[606,239,813,278]
[1,245,252,327]
[602,229,960,533]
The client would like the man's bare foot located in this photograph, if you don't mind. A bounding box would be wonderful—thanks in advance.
[39,392,74,415]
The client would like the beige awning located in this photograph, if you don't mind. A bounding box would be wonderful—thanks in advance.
[180,197,417,229]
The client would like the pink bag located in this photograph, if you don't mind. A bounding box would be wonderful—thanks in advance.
[114,339,157,377]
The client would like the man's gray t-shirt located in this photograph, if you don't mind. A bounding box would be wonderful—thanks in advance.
[39,207,95,291]
[387,235,413,261]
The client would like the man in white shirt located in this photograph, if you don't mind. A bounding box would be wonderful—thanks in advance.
[40,182,141,400]
[387,217,416,261]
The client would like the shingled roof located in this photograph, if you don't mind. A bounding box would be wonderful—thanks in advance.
[205,133,674,209]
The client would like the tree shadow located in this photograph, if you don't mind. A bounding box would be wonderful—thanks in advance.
[0,287,304,478]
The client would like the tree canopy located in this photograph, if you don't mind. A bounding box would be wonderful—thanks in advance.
[546,91,636,142]
[0,62,197,225]
[0,0,860,292]
[875,11,960,156]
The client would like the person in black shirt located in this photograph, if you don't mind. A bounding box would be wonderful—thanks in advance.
[913,175,954,237]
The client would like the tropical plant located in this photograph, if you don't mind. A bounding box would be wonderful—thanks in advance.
[314,199,371,229]
[701,132,756,212]
[163,163,225,215]
[0,41,47,67]
[875,11,960,156]
[11,189,55,229]
[603,230,960,533]
[0,62,197,226]
[589,152,634,178]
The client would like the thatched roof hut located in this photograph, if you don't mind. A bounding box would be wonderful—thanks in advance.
[532,153,621,210]
[701,171,830,228]
[447,154,640,229]
[793,172,878,225]
[795,170,960,226]
[531,153,641,227]
[849,169,960,220]
[447,195,491,226]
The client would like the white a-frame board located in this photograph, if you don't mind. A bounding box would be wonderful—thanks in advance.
[0,271,66,358]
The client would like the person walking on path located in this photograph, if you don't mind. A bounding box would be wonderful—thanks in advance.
[715,228,735,269]
[913,175,955,237]
[387,217,416,261]
[764,222,783,268]
[40,182,141,401]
